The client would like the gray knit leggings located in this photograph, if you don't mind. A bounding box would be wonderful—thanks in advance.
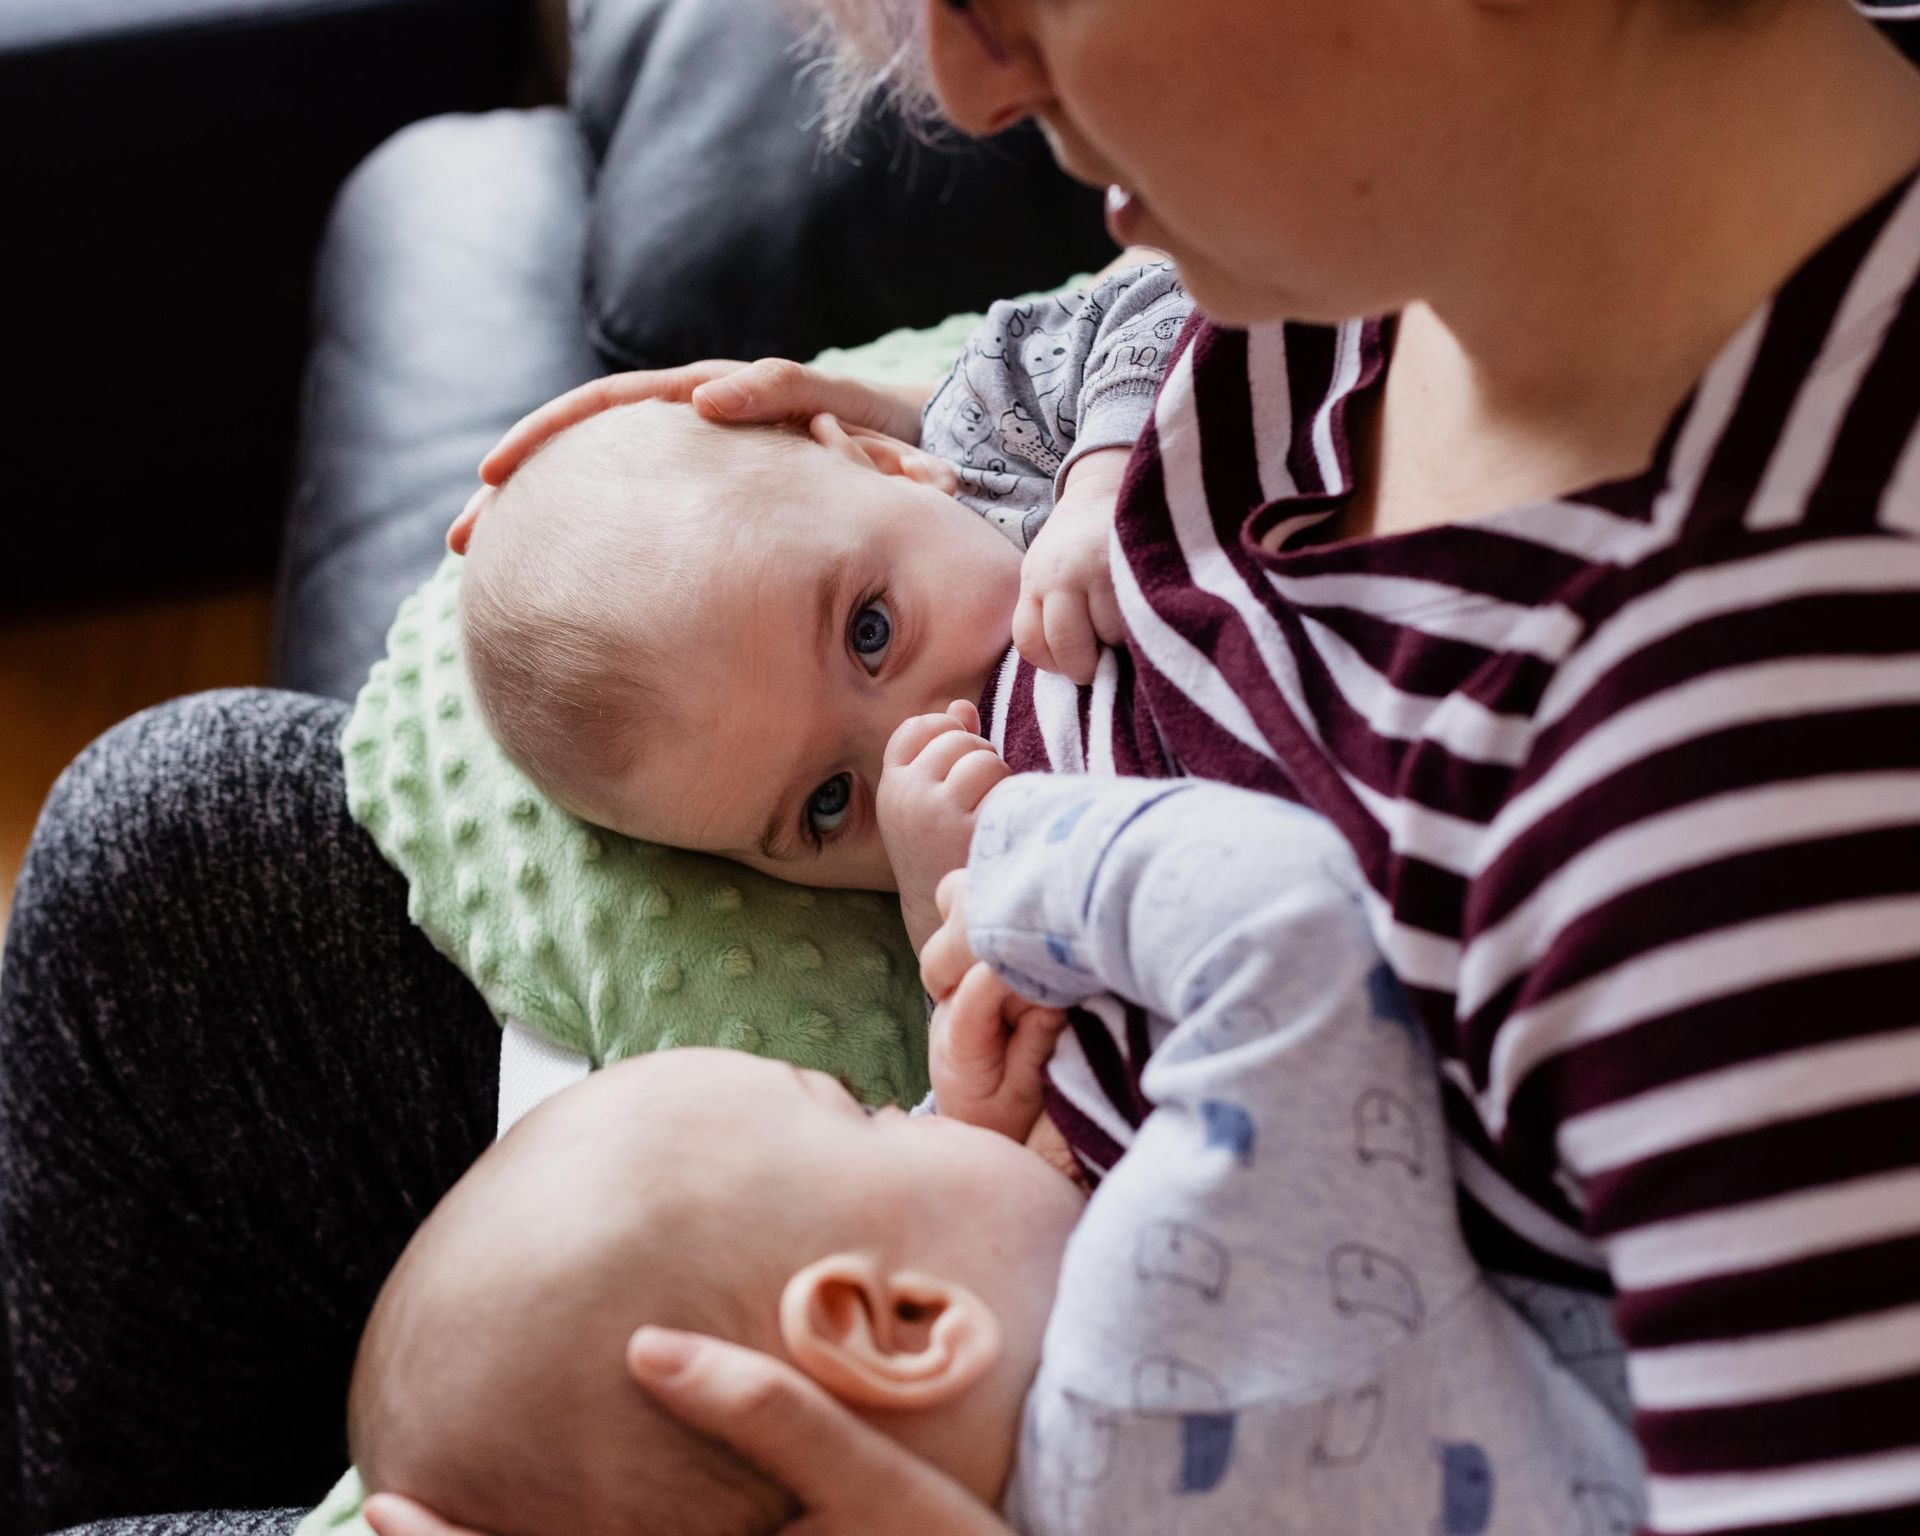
[0,689,501,1536]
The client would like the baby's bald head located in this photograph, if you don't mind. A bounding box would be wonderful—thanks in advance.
[459,401,806,829]
[348,1057,803,1536]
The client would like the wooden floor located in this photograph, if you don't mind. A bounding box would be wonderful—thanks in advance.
[0,578,276,937]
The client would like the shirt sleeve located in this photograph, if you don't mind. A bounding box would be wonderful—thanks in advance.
[920,264,1192,550]
[1466,522,1920,1536]
[1052,261,1192,494]
[964,772,1376,1023]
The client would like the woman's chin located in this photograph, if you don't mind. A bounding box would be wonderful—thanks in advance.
[1175,253,1357,329]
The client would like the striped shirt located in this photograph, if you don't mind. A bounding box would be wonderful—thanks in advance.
[981,156,1920,1534]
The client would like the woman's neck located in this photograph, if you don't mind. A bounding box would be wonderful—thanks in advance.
[1347,0,1920,540]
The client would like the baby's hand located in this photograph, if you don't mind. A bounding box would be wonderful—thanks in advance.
[876,703,1009,953]
[930,961,1067,1142]
[922,869,1067,1143]
[1013,447,1131,685]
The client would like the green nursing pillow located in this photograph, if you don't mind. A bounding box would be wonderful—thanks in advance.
[341,553,928,1103]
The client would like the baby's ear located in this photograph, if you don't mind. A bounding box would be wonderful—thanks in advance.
[809,413,960,495]
[778,1254,1000,1411]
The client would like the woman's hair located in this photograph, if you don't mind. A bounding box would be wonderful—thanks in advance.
[785,0,938,143]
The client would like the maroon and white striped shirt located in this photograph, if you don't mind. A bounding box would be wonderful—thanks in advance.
[982,162,1920,1534]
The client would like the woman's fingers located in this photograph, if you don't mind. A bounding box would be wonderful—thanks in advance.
[628,1330,1011,1535]
[363,1494,490,1536]
[694,360,927,443]
[479,361,746,485]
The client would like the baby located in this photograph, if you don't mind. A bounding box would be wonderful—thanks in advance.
[349,778,1644,1536]
[451,262,1190,947]
[348,1046,1080,1536]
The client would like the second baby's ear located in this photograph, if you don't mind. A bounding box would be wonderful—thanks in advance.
[778,1254,1001,1411]
[809,413,960,495]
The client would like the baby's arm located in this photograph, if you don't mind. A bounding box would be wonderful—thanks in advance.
[1011,447,1130,684]
[953,773,1361,1028]
[960,775,1642,1532]
[916,773,1357,1154]
[1012,264,1189,682]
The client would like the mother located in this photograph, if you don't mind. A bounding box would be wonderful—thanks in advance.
[388,0,1920,1531]
[8,0,1920,1534]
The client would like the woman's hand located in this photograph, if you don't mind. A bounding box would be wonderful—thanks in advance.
[627,1327,1020,1536]
[363,1494,485,1536]
[478,360,936,488]
[364,1330,1022,1536]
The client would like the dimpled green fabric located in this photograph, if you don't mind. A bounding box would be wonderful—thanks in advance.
[340,552,928,1103]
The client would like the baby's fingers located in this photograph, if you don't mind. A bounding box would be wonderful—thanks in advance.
[885,711,965,769]
[911,728,996,785]
[1006,1004,1069,1089]
[1011,591,1053,678]
[945,746,1010,812]
[1042,588,1099,686]
[919,884,975,1000]
[1087,567,1126,647]
[935,867,967,922]
[941,961,1016,1072]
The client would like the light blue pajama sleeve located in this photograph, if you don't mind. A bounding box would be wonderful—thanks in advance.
[966,773,1644,1536]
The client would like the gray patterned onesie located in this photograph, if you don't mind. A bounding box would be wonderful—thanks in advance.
[920,260,1189,549]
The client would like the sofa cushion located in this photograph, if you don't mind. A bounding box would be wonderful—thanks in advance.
[273,109,606,702]
[580,0,1115,368]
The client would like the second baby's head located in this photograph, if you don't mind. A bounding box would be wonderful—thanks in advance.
[348,1048,1083,1536]
[456,401,1021,891]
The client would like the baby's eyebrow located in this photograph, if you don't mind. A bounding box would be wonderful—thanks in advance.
[745,551,858,866]
[813,549,855,668]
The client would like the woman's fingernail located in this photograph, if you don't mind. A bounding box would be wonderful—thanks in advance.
[697,380,748,417]
[630,1327,699,1379]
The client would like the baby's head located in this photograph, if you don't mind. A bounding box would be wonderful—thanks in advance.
[350,1048,1080,1535]
[456,400,1023,892]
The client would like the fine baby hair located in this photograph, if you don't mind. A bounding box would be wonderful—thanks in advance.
[460,400,808,831]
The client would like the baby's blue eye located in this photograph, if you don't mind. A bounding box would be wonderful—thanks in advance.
[807,773,854,838]
[850,598,892,673]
